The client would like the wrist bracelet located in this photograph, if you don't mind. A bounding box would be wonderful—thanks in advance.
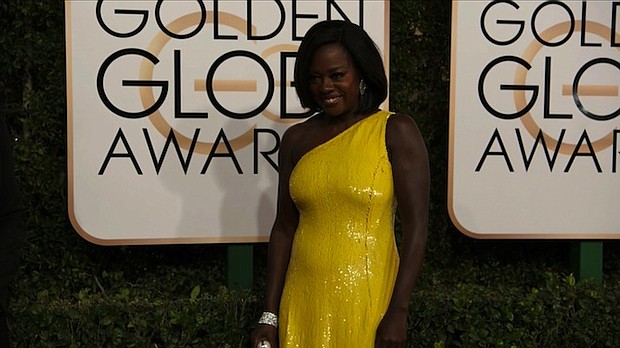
[258,311,278,328]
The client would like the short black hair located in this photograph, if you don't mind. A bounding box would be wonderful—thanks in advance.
[294,20,388,115]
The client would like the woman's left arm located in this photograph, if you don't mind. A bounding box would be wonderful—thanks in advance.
[375,112,430,348]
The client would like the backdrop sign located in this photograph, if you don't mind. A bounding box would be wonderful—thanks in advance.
[66,0,390,245]
[449,0,620,238]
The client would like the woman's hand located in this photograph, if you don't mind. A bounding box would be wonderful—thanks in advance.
[250,324,278,348]
[374,308,408,348]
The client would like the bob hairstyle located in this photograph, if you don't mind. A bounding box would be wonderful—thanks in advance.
[294,20,388,115]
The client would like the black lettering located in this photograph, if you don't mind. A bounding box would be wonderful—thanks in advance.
[327,0,361,26]
[292,0,319,40]
[206,51,275,119]
[613,129,620,173]
[96,0,148,38]
[247,0,286,40]
[580,1,602,47]
[214,0,237,40]
[155,0,206,39]
[201,129,243,174]
[613,2,620,47]
[254,128,280,174]
[174,50,208,119]
[281,51,314,119]
[532,1,574,47]
[573,58,620,121]
[564,130,602,172]
[478,56,538,119]
[515,128,565,172]
[97,48,168,119]
[99,128,143,175]
[543,57,571,119]
[476,128,514,172]
[144,128,200,175]
[480,0,524,46]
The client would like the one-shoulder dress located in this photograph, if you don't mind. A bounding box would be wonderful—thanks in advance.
[280,110,399,347]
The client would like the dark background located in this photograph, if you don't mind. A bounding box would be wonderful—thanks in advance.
[1,1,618,347]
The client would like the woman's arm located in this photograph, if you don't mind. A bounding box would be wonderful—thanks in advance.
[251,125,302,348]
[375,112,430,348]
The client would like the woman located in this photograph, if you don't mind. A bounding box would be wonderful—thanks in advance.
[251,20,429,348]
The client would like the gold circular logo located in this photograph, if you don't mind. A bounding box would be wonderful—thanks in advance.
[139,11,300,154]
[515,20,620,155]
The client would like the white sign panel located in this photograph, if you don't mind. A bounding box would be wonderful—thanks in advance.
[449,0,620,238]
[66,0,390,245]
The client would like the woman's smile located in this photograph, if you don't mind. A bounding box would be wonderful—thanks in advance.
[323,95,341,106]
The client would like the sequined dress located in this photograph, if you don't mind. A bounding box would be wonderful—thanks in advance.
[280,110,399,347]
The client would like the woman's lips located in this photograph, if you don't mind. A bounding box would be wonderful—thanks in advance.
[323,96,341,106]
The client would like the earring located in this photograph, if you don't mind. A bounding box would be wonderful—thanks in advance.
[359,79,367,95]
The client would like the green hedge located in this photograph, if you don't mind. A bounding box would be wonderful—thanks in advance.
[2,1,619,347]
[414,264,620,347]
[10,256,620,347]
[12,286,257,348]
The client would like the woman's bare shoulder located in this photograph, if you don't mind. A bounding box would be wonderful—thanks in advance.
[387,112,422,139]
[282,114,322,142]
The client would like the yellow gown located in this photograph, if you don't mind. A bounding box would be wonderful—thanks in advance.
[280,110,399,347]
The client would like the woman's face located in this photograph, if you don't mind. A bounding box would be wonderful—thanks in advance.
[308,43,361,120]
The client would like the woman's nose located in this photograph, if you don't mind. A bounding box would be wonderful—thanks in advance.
[320,78,334,92]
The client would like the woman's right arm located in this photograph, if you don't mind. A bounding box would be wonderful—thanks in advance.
[251,125,301,348]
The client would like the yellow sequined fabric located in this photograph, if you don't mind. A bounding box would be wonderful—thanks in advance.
[280,110,399,347]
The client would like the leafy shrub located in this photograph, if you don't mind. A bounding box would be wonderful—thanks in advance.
[12,286,258,348]
[411,270,620,347]
[9,264,620,347]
